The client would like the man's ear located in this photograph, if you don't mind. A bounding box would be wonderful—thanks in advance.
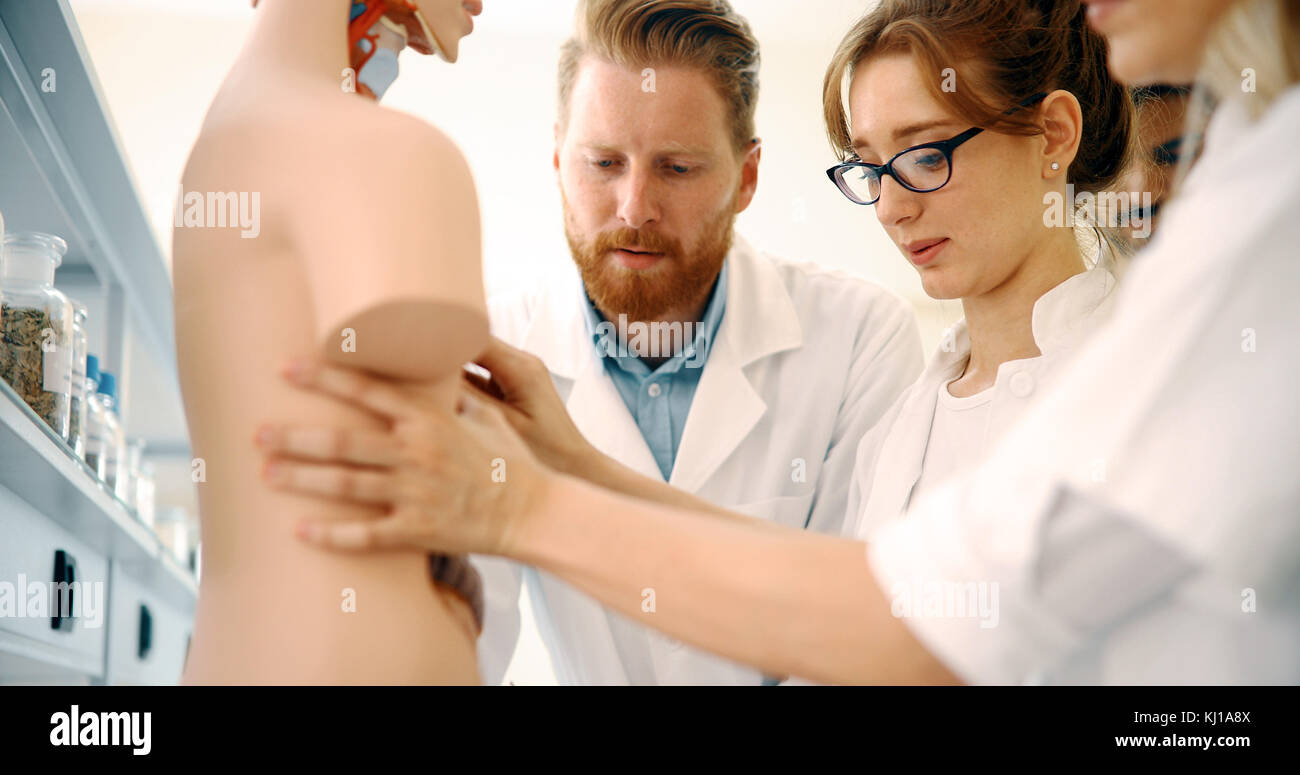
[736,138,762,214]
[1040,90,1083,178]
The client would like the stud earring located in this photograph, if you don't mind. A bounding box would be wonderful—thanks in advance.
[1050,162,1060,171]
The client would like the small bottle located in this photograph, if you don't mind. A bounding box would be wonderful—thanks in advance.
[134,461,156,529]
[156,508,194,567]
[83,354,108,480]
[67,301,89,457]
[96,370,128,500]
[124,437,147,513]
[0,232,73,438]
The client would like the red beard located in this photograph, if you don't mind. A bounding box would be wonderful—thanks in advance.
[564,196,735,323]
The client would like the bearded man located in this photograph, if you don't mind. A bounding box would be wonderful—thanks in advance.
[476,0,922,685]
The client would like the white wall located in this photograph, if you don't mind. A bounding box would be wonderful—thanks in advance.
[68,0,963,684]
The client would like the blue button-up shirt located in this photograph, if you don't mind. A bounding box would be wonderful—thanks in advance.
[581,262,729,480]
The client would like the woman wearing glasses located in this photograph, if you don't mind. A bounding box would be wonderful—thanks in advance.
[262,0,1300,684]
[821,0,1131,541]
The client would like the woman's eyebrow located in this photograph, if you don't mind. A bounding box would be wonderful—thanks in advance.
[851,119,962,153]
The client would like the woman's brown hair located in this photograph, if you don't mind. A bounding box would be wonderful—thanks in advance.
[823,0,1135,196]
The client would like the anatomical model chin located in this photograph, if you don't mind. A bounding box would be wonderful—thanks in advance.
[173,0,488,684]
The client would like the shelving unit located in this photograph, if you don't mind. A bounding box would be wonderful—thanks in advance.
[0,0,194,685]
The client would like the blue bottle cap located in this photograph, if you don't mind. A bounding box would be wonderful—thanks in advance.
[97,371,116,402]
[86,354,100,384]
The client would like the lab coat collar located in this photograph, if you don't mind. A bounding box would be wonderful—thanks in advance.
[1029,261,1117,353]
[924,261,1116,378]
[519,233,802,379]
[517,234,803,489]
[668,234,803,491]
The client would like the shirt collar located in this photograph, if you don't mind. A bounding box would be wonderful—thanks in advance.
[581,259,730,378]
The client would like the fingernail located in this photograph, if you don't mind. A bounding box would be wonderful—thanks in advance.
[254,425,274,448]
[264,461,283,483]
[295,522,319,541]
[284,359,308,382]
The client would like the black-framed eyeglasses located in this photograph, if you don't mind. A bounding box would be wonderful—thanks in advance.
[826,92,1048,206]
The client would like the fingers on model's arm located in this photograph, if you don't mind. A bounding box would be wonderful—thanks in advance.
[282,359,414,421]
[264,457,400,504]
[256,423,403,467]
[296,516,408,551]
[472,337,549,404]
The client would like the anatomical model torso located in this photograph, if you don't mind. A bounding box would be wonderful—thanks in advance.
[175,0,488,684]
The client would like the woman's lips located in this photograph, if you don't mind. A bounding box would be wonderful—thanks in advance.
[906,238,949,267]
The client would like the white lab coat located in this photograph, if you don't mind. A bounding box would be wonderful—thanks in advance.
[475,234,923,684]
[847,261,1118,539]
[860,87,1300,685]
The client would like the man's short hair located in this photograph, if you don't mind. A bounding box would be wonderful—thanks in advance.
[557,0,761,152]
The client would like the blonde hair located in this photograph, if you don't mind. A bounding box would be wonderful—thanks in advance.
[1166,0,1300,201]
[1200,0,1300,118]
[556,0,761,151]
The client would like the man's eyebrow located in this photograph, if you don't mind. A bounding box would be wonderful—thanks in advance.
[850,119,963,155]
[579,142,715,157]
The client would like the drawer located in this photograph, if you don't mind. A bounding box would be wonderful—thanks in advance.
[0,487,108,678]
[105,563,191,685]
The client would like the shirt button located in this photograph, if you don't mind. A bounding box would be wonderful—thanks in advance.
[647,383,663,398]
[1009,371,1035,398]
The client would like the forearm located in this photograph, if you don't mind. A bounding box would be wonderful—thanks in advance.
[511,474,961,684]
[579,450,781,530]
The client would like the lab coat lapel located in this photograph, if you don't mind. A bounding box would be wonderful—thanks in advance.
[670,237,802,493]
[518,276,662,479]
[512,277,657,684]
[863,322,969,524]
[668,332,764,493]
[567,357,662,479]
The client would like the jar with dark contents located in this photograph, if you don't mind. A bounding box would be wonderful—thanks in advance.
[0,232,73,438]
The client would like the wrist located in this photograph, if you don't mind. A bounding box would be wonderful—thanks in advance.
[569,442,616,486]
[504,469,580,568]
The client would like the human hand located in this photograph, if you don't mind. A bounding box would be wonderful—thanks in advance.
[462,337,603,478]
[257,358,549,558]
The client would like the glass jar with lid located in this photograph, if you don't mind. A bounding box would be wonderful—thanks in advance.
[67,300,89,457]
[0,232,73,438]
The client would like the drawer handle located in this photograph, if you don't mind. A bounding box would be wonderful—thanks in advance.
[138,605,153,660]
[50,549,77,633]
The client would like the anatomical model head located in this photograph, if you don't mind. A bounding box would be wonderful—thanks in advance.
[349,0,484,99]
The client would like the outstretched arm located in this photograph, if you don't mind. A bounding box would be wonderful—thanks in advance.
[259,363,961,684]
